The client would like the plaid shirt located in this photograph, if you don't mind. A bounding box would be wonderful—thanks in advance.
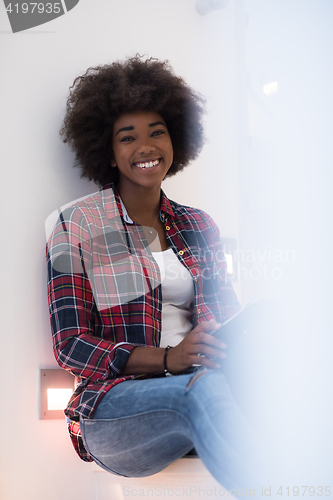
[46,183,240,461]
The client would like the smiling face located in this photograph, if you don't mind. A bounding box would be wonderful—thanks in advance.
[111,111,174,195]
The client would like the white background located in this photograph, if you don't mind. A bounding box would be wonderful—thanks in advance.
[0,1,332,498]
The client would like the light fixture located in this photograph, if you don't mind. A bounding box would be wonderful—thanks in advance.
[225,253,234,276]
[196,0,228,16]
[220,238,238,280]
[263,81,278,96]
[40,369,75,420]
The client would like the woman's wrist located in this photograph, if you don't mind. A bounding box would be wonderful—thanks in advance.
[163,345,174,376]
[121,346,165,375]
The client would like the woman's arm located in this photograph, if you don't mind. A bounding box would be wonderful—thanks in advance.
[122,320,227,375]
[47,207,137,380]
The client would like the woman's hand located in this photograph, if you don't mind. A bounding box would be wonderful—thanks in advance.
[121,320,226,376]
[166,320,227,374]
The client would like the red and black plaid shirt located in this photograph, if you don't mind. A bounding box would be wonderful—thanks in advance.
[46,183,240,461]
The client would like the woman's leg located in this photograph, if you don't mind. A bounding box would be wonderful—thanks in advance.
[80,369,266,492]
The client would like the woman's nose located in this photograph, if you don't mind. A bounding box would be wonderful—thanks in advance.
[137,140,155,155]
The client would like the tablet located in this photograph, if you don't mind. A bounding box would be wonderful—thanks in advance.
[212,299,280,345]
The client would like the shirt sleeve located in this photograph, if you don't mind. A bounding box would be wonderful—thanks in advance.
[46,206,137,380]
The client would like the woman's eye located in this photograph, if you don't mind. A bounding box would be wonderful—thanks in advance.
[152,130,165,137]
[120,136,134,142]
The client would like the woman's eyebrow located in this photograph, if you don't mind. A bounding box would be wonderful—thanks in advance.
[149,121,166,128]
[115,126,134,136]
[115,121,166,136]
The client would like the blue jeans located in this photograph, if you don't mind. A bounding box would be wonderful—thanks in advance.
[80,369,267,493]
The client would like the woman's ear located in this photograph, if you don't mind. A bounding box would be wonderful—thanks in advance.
[110,157,117,167]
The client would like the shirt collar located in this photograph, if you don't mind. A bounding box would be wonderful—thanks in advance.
[99,183,125,222]
[119,196,134,224]
[160,189,175,221]
[99,183,175,222]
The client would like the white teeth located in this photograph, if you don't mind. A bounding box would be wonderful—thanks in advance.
[135,159,160,169]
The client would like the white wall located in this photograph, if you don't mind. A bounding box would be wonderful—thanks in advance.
[240,0,333,486]
[0,2,241,499]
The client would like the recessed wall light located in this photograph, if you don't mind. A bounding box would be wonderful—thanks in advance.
[40,369,75,420]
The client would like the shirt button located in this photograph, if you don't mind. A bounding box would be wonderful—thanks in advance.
[165,226,171,231]
[198,308,201,314]
[178,250,184,256]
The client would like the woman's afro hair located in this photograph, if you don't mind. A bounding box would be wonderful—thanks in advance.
[60,55,206,186]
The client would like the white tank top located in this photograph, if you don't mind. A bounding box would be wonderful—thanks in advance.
[152,248,195,348]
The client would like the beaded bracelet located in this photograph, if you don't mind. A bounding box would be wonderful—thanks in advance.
[163,345,173,376]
